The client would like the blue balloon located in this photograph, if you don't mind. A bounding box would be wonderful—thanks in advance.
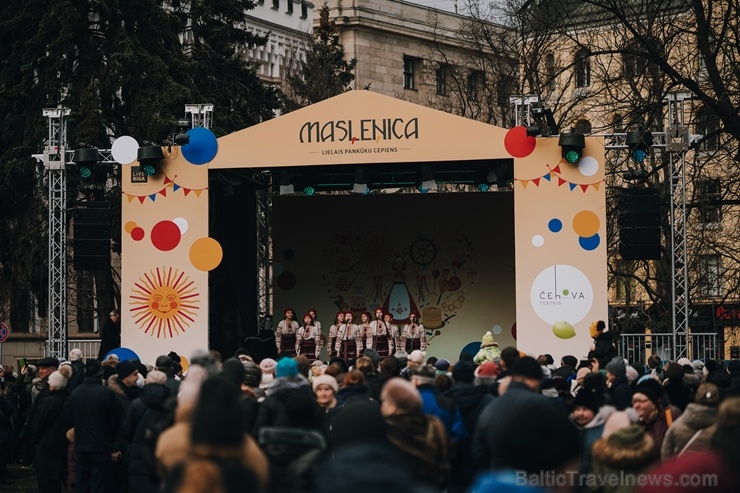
[105,347,141,362]
[182,127,218,165]
[579,233,600,251]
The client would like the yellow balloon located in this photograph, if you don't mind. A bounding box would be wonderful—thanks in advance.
[189,237,223,271]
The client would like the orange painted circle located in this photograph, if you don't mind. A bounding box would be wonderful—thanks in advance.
[124,221,137,234]
[572,210,600,237]
[189,237,223,271]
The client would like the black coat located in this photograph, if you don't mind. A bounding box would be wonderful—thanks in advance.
[98,316,121,360]
[67,377,120,453]
[122,383,171,493]
[31,390,69,481]
[589,332,618,367]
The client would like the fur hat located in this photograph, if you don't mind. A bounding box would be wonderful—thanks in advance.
[511,356,543,380]
[452,362,475,382]
[606,357,627,378]
[481,331,498,348]
[36,357,60,369]
[634,378,664,407]
[592,425,657,469]
[475,361,501,378]
[695,383,720,407]
[312,374,339,394]
[275,357,299,378]
[408,350,425,365]
[48,370,67,390]
[145,370,167,385]
[191,377,245,447]
[116,361,138,380]
[259,358,277,374]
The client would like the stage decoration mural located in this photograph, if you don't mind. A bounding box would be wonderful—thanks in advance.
[129,266,200,339]
[123,174,208,203]
[515,164,605,191]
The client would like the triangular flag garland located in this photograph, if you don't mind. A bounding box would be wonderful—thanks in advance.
[513,162,605,192]
[122,174,208,202]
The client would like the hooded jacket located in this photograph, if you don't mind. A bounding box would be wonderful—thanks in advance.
[660,402,717,460]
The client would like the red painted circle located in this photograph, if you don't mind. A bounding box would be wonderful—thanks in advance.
[131,227,145,241]
[504,126,536,158]
[151,220,181,251]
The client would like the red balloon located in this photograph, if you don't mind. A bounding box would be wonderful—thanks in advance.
[151,220,181,251]
[504,126,536,158]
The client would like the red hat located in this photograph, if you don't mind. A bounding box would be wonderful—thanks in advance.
[475,362,501,378]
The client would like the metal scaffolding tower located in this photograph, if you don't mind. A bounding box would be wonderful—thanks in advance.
[41,107,71,358]
[185,104,214,129]
[255,173,273,332]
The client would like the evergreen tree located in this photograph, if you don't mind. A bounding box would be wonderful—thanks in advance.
[281,3,357,113]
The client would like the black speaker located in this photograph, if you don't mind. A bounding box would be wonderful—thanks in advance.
[618,188,661,260]
[74,203,111,271]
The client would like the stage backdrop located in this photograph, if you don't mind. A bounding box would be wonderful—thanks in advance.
[273,192,516,361]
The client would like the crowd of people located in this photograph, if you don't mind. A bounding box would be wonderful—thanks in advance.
[0,324,740,493]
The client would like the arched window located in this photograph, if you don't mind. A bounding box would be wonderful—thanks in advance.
[611,114,624,133]
[623,38,663,77]
[575,119,592,135]
[696,106,719,151]
[575,49,590,87]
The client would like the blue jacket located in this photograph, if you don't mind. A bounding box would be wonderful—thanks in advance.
[417,384,467,441]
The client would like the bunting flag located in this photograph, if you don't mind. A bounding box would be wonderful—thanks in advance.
[514,163,605,192]
[122,174,208,203]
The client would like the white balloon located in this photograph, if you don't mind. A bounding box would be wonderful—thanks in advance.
[111,136,140,165]
[173,217,189,235]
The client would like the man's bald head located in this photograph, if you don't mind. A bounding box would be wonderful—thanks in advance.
[380,377,422,416]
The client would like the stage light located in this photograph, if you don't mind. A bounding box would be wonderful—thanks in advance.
[419,165,436,192]
[353,168,369,194]
[72,148,100,179]
[279,170,295,195]
[559,130,585,164]
[137,146,165,176]
[626,126,653,163]
[477,183,490,192]
[303,185,315,196]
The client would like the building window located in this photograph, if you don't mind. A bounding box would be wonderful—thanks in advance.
[403,57,416,90]
[467,70,484,100]
[574,119,592,135]
[575,49,590,87]
[698,178,722,223]
[301,1,307,18]
[696,106,719,151]
[272,0,279,9]
[546,53,556,91]
[611,113,624,132]
[287,0,293,14]
[615,261,637,301]
[699,254,722,298]
[436,66,447,96]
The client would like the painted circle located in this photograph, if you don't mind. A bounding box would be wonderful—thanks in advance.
[277,271,296,290]
[273,261,285,276]
[572,210,600,237]
[189,237,223,271]
[179,356,190,374]
[182,127,218,165]
[111,136,140,165]
[131,227,145,241]
[105,347,140,362]
[492,325,502,335]
[552,320,576,339]
[511,322,517,340]
[578,156,599,177]
[283,248,295,260]
[530,264,594,325]
[173,217,189,235]
[504,126,537,158]
[548,218,563,233]
[151,220,182,251]
[579,233,601,251]
[124,221,137,234]
[532,235,544,247]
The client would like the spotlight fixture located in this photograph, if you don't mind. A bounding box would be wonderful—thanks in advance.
[559,130,586,164]
[72,148,100,179]
[626,126,653,163]
[418,165,436,193]
[279,170,295,195]
[137,146,165,176]
[529,105,559,136]
[353,168,369,194]
[303,185,316,196]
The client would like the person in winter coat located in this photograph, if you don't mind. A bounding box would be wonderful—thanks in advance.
[570,387,612,476]
[410,364,467,443]
[588,320,618,368]
[121,370,172,493]
[335,370,370,407]
[631,378,681,450]
[660,382,720,460]
[589,425,659,493]
[606,357,633,410]
[31,371,69,493]
[473,331,501,365]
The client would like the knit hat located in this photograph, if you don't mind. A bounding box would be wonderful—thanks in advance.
[331,400,387,451]
[408,350,425,365]
[191,377,245,447]
[481,331,497,347]
[691,360,705,374]
[36,357,60,369]
[242,360,262,387]
[694,383,720,406]
[625,365,639,385]
[475,361,501,378]
[260,358,277,374]
[606,357,627,378]
[312,374,339,394]
[434,359,450,371]
[634,378,664,407]
[676,357,692,367]
[573,388,602,414]
[69,349,83,362]
[276,357,299,378]
[510,356,543,380]
[48,370,67,390]
[452,362,475,382]
[116,361,138,380]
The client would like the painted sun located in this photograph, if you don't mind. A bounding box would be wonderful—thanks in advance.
[129,266,200,338]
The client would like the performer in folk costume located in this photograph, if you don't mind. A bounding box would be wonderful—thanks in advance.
[368,309,393,358]
[275,307,300,356]
[335,311,362,361]
[402,311,427,352]
[385,312,401,353]
[296,313,322,361]
[328,311,345,358]
[359,311,373,348]
[307,308,321,333]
